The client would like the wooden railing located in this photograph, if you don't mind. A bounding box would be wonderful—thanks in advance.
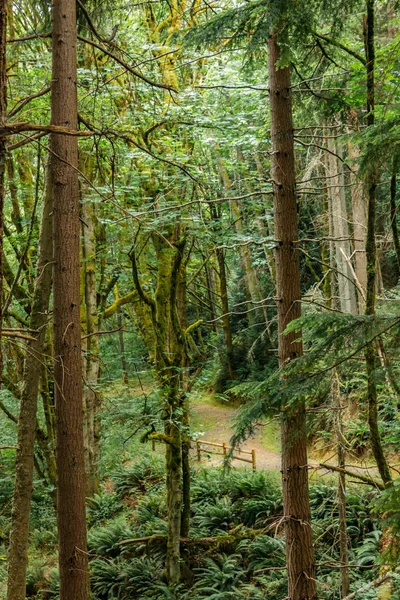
[151,437,257,471]
[195,439,257,471]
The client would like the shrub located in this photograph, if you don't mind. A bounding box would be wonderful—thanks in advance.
[193,497,235,534]
[91,556,168,599]
[112,456,165,497]
[88,518,135,558]
[87,492,124,527]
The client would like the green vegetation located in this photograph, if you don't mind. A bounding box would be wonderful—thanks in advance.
[1,0,400,598]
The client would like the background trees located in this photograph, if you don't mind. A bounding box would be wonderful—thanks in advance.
[1,0,400,598]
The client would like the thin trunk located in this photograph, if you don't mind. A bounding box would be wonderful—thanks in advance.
[390,158,400,273]
[268,33,317,600]
[178,267,190,539]
[204,260,217,331]
[332,372,350,598]
[215,246,234,380]
[51,0,89,597]
[117,308,129,384]
[82,192,101,495]
[7,175,53,600]
[348,139,368,311]
[219,154,265,324]
[254,151,276,283]
[165,416,182,585]
[39,360,57,496]
[363,0,392,487]
[211,206,234,378]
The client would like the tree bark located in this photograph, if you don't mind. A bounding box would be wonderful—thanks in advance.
[363,0,392,487]
[332,372,350,598]
[0,0,6,390]
[326,136,357,314]
[130,231,188,586]
[117,307,129,384]
[390,158,400,273]
[81,184,101,496]
[51,0,89,597]
[268,33,317,600]
[348,138,368,310]
[7,170,53,600]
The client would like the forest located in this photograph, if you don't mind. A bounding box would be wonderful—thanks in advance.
[0,0,400,598]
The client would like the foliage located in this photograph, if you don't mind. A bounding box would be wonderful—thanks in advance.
[87,492,124,527]
[111,456,165,497]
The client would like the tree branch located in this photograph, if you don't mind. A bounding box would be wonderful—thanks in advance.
[317,463,384,490]
[313,32,366,65]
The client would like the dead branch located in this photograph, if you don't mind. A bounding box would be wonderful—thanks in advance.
[317,463,384,490]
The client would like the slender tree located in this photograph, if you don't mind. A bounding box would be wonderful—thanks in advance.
[7,168,53,600]
[363,0,392,487]
[50,0,89,597]
[268,32,317,600]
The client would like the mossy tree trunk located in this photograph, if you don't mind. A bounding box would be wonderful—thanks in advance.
[130,229,189,586]
[7,172,53,600]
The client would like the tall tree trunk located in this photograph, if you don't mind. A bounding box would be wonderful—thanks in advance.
[211,205,234,379]
[363,0,392,487]
[51,0,89,597]
[268,33,317,600]
[81,186,101,496]
[7,172,53,600]
[0,0,6,390]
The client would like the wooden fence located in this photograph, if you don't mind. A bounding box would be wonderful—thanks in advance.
[195,439,257,471]
[151,437,257,471]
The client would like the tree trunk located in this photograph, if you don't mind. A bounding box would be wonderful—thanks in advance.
[82,187,101,496]
[117,307,129,384]
[51,0,89,597]
[326,136,358,314]
[268,33,317,600]
[331,372,350,598]
[7,172,53,600]
[348,138,368,310]
[390,158,400,273]
[0,0,6,390]
[215,244,234,380]
[177,265,191,539]
[130,231,187,586]
[363,0,392,487]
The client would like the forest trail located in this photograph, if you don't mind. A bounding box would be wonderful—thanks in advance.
[191,395,281,471]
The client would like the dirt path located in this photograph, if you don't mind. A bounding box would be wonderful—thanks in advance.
[191,398,281,471]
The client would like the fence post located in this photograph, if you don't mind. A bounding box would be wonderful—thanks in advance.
[252,449,256,471]
[222,442,227,456]
[152,439,156,452]
[196,441,201,462]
